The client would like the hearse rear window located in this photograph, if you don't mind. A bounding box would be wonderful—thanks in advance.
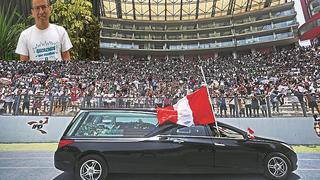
[68,112,157,137]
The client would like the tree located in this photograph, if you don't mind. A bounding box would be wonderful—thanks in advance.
[50,0,100,60]
[0,3,27,60]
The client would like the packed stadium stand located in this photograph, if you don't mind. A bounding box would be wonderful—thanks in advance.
[0,46,319,117]
[0,0,319,118]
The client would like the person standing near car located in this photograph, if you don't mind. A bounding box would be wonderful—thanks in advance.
[15,0,72,61]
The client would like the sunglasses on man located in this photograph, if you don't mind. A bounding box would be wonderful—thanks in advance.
[32,4,50,11]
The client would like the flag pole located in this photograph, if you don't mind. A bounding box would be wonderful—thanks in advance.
[200,66,220,137]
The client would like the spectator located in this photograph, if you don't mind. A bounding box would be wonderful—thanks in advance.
[245,95,252,117]
[270,90,279,113]
[70,90,79,111]
[218,94,227,117]
[32,92,42,115]
[228,95,236,117]
[294,88,306,114]
[307,92,320,115]
[22,89,31,115]
[0,95,5,115]
[259,95,267,117]
[4,91,14,114]
[288,93,300,111]
[238,97,245,117]
[251,94,260,117]
[60,91,68,112]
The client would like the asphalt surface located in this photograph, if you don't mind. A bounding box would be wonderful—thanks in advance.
[0,152,319,180]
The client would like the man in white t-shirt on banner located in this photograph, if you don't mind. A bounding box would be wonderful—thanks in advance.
[16,0,73,61]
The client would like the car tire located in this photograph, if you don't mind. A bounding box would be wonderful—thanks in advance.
[75,154,108,180]
[264,152,292,180]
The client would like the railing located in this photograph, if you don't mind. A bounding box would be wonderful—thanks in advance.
[0,94,319,117]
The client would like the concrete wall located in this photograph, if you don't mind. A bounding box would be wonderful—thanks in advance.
[219,118,320,144]
[0,116,319,144]
[0,116,72,143]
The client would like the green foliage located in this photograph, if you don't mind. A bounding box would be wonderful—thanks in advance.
[0,3,27,60]
[50,0,101,60]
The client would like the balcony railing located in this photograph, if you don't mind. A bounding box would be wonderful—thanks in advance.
[1,94,318,117]
[101,30,295,51]
[101,8,296,33]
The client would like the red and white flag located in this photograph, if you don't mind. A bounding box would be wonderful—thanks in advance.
[156,86,215,127]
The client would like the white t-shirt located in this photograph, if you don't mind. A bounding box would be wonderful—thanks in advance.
[15,24,73,61]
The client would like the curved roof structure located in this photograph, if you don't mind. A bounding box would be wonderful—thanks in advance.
[101,0,289,21]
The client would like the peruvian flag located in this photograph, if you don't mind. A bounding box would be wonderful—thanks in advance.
[157,86,215,127]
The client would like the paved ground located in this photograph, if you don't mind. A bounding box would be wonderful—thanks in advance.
[0,152,319,180]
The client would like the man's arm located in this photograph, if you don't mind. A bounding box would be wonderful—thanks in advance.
[20,55,29,61]
[61,51,71,61]
[16,31,29,61]
[60,26,72,61]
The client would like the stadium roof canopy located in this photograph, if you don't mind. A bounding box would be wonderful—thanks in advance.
[101,0,289,21]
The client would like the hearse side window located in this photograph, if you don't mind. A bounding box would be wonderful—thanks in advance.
[66,112,87,136]
[172,125,208,136]
[73,112,157,137]
[211,126,244,139]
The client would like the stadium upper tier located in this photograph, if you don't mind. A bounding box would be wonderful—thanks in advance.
[100,0,299,56]
[102,0,292,21]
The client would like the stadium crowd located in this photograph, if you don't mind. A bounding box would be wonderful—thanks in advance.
[0,46,319,116]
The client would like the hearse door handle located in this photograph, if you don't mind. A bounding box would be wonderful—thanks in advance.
[159,136,169,141]
[173,139,184,143]
[214,143,225,147]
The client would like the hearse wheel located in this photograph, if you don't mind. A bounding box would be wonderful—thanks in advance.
[264,152,292,180]
[75,154,108,180]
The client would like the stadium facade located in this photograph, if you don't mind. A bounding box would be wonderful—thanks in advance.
[299,0,320,46]
[100,0,299,59]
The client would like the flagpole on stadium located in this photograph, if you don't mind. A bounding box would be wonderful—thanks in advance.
[200,66,220,137]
